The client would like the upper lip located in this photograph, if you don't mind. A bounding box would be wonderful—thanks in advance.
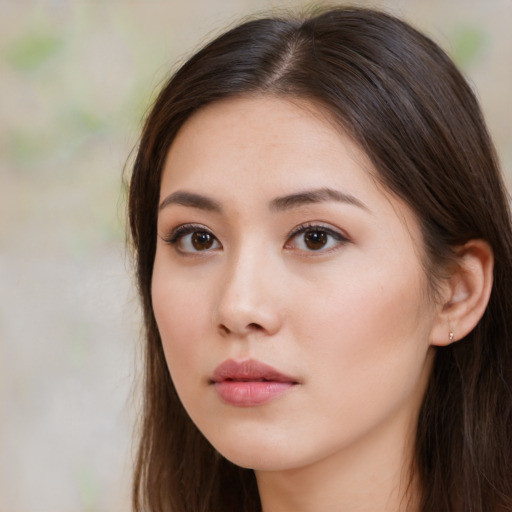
[211,358,298,383]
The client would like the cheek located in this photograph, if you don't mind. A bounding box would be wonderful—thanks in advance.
[151,264,212,385]
[292,259,434,406]
[294,256,428,340]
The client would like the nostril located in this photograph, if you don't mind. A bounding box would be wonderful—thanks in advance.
[218,324,231,335]
[217,322,264,336]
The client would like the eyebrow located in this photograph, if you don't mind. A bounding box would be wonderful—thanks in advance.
[270,187,370,213]
[159,191,222,212]
[159,187,370,214]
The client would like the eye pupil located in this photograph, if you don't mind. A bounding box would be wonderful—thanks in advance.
[192,231,214,250]
[304,229,327,250]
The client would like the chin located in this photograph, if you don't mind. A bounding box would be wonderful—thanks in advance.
[220,447,298,471]
[203,429,315,472]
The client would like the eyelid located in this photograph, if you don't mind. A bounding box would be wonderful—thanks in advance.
[160,223,207,244]
[160,223,222,252]
[285,222,350,251]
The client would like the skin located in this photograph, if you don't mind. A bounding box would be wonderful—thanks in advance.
[152,96,446,512]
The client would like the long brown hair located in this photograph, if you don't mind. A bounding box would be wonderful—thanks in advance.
[128,7,512,511]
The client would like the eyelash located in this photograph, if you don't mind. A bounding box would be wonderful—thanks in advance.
[162,224,212,244]
[285,222,350,252]
[161,223,221,253]
[161,222,349,254]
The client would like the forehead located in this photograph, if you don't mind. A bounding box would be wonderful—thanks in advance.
[162,96,376,194]
[161,96,416,218]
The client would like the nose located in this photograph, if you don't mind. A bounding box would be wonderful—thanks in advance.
[213,247,283,338]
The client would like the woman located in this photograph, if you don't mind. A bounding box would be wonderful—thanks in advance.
[128,7,512,512]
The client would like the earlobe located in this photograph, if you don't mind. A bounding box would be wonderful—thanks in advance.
[430,239,494,347]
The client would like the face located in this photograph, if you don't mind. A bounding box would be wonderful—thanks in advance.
[152,96,439,472]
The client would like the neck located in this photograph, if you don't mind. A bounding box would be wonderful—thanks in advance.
[255,410,421,512]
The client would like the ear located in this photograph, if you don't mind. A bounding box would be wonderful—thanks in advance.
[430,239,494,347]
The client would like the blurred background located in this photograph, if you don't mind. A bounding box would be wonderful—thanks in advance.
[1,0,510,511]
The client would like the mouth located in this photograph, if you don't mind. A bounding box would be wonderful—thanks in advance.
[211,359,299,406]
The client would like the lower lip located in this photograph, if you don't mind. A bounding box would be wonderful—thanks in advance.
[214,381,296,406]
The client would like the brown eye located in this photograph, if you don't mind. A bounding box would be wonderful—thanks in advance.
[285,224,348,253]
[192,231,215,250]
[304,229,328,250]
[164,225,221,253]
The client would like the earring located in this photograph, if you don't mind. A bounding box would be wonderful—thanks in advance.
[449,331,454,342]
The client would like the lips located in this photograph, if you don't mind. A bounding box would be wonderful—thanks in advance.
[211,359,298,406]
